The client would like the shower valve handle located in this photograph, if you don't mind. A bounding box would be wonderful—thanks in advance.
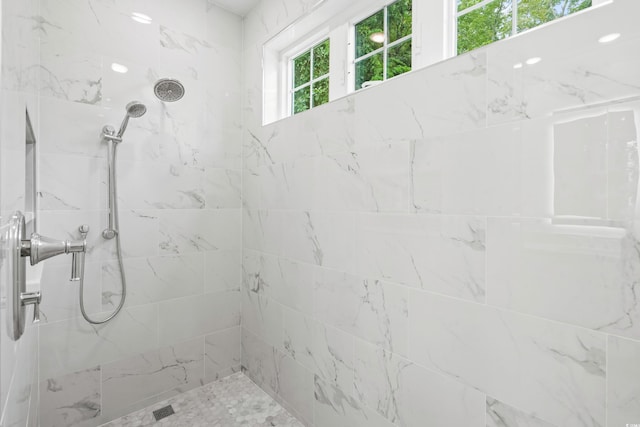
[20,291,41,323]
[71,252,85,281]
[20,226,89,281]
[71,225,90,281]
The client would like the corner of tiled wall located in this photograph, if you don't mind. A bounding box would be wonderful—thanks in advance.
[240,1,640,426]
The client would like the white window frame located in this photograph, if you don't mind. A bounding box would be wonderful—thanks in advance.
[350,0,414,91]
[288,38,331,115]
[454,0,603,55]
[262,0,605,125]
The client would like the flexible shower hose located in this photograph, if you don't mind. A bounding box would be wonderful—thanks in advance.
[79,142,127,324]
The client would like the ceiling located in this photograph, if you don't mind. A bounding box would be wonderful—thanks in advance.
[208,0,260,16]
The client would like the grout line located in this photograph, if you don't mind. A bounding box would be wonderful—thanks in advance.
[243,246,631,343]
[605,335,609,427]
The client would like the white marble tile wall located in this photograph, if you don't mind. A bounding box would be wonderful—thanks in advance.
[241,0,640,426]
[32,0,243,426]
[1,0,41,425]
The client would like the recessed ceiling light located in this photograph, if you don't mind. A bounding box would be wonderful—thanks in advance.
[513,62,523,69]
[131,12,152,24]
[525,57,542,65]
[369,32,385,43]
[598,33,620,43]
[111,63,128,73]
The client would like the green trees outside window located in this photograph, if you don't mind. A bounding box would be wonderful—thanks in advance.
[457,0,591,55]
[292,39,330,115]
[354,0,412,91]
[285,0,591,117]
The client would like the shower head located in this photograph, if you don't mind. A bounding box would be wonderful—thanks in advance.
[154,78,185,102]
[126,101,147,118]
[116,100,147,139]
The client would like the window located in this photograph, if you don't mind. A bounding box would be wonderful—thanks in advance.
[456,0,592,55]
[354,0,412,90]
[291,39,330,115]
[263,0,598,124]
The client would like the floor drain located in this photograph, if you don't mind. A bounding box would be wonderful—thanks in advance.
[153,405,175,421]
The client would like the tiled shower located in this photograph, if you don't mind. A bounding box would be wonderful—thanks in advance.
[1,0,640,426]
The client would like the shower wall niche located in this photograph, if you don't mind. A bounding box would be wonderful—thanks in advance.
[25,108,37,233]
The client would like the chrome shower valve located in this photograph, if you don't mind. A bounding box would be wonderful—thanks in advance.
[21,225,89,281]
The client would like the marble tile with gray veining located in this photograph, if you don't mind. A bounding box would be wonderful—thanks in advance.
[205,249,242,292]
[241,328,283,397]
[273,353,315,425]
[40,366,101,427]
[358,214,486,302]
[410,124,521,216]
[318,142,410,213]
[116,161,206,210]
[242,209,283,255]
[313,268,408,356]
[282,308,355,393]
[102,338,204,416]
[205,327,241,382]
[487,397,557,427]
[158,209,241,254]
[1,320,38,427]
[243,127,278,172]
[158,290,240,346]
[487,215,640,341]
[607,336,640,427]
[38,153,105,211]
[280,211,357,273]
[354,51,486,146]
[205,168,242,208]
[243,249,314,313]
[101,253,204,310]
[241,287,284,350]
[262,96,355,160]
[39,305,159,380]
[313,375,394,427]
[159,25,212,55]
[409,290,606,427]
[259,160,317,211]
[39,50,102,105]
[353,339,485,427]
[39,261,102,324]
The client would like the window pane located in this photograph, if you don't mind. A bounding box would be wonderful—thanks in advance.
[355,52,383,90]
[313,39,330,79]
[355,9,384,58]
[457,0,512,55]
[387,39,411,79]
[388,0,412,43]
[458,0,489,12]
[293,86,310,114]
[293,50,311,88]
[517,0,591,33]
[312,78,329,107]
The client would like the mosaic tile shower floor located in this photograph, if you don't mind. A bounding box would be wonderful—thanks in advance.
[100,372,304,427]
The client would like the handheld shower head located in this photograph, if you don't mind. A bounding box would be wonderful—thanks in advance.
[126,101,147,118]
[116,101,147,138]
